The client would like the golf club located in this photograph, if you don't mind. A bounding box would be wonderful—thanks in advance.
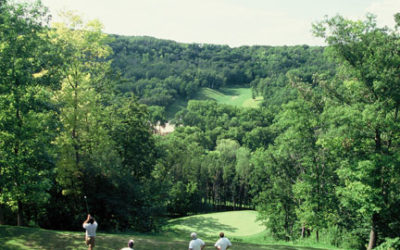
[84,195,89,214]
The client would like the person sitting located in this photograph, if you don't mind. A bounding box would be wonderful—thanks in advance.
[120,239,135,250]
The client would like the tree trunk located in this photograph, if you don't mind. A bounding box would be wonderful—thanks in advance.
[17,201,24,226]
[0,204,4,225]
[301,224,305,238]
[366,128,381,250]
[316,229,319,242]
[367,214,378,250]
[367,227,376,250]
[284,205,290,241]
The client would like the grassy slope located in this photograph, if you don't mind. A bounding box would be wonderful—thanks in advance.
[194,87,263,108]
[166,87,263,119]
[0,211,338,250]
[166,210,264,237]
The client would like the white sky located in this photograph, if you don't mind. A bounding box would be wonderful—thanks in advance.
[37,0,400,47]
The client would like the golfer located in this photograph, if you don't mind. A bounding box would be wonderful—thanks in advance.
[83,214,98,250]
[189,232,205,250]
[214,232,232,250]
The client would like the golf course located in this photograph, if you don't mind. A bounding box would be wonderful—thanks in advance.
[0,211,336,250]
[193,87,263,108]
[165,87,263,118]
[5,0,399,249]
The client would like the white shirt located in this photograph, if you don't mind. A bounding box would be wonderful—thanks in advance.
[214,237,232,250]
[83,221,98,237]
[189,238,205,250]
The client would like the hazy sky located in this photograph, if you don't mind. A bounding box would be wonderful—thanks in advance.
[38,0,400,47]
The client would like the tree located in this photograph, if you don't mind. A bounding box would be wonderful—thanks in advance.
[156,126,208,215]
[109,96,162,231]
[235,147,253,207]
[215,139,240,207]
[0,0,58,226]
[314,13,400,249]
[250,147,297,240]
[50,12,116,220]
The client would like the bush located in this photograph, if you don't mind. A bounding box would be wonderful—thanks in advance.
[315,226,366,250]
[340,228,367,250]
[375,237,400,250]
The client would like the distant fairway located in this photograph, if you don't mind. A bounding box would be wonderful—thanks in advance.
[166,87,263,119]
[167,210,264,237]
[193,87,263,108]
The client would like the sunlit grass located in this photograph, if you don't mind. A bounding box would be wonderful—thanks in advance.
[0,211,341,250]
[194,87,263,107]
[166,87,263,119]
[167,210,264,238]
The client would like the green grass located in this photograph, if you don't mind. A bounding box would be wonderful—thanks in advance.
[166,210,264,237]
[166,87,263,119]
[0,211,339,250]
[193,87,263,108]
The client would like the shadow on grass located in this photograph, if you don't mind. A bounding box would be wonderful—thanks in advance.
[1,226,85,250]
[0,225,329,250]
[218,88,241,96]
[168,216,237,235]
[193,90,218,101]
[232,242,329,250]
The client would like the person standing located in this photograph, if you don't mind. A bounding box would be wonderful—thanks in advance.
[214,232,232,250]
[83,214,98,250]
[189,232,205,250]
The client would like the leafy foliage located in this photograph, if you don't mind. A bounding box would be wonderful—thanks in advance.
[0,0,58,226]
[109,36,334,112]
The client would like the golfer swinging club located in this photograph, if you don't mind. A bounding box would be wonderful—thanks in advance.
[83,214,98,250]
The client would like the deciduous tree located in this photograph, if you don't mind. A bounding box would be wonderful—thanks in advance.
[314,13,400,249]
[0,0,58,226]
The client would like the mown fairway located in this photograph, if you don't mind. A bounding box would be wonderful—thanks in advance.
[166,210,264,237]
[166,87,263,118]
[193,87,263,108]
[0,211,333,250]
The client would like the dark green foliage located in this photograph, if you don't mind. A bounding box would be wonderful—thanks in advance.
[153,101,275,215]
[109,36,334,112]
[313,13,400,249]
[0,1,165,232]
[0,0,58,226]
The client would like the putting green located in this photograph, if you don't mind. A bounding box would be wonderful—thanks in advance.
[168,210,264,237]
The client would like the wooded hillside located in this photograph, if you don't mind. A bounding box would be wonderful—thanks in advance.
[109,35,334,113]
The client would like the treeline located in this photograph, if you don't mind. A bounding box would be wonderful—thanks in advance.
[109,34,334,110]
[157,101,274,216]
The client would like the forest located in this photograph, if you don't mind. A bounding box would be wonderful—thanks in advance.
[109,33,332,117]
[1,0,400,249]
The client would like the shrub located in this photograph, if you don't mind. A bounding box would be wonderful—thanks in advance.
[375,237,400,250]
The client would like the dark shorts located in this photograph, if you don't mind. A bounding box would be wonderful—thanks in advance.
[86,236,95,247]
